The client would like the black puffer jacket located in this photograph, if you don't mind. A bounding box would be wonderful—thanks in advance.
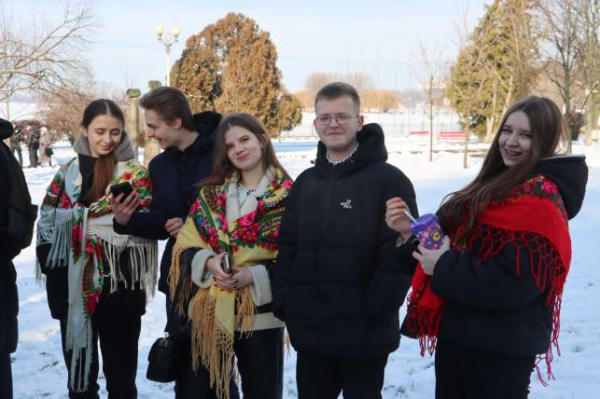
[0,120,18,354]
[426,155,587,356]
[273,123,418,358]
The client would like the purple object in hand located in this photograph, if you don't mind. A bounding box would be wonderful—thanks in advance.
[410,213,445,249]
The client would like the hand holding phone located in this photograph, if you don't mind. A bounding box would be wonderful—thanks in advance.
[221,253,231,274]
[110,182,133,200]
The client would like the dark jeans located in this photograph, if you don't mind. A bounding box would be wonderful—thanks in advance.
[28,149,38,168]
[234,328,283,399]
[10,147,21,166]
[60,315,141,399]
[435,339,536,399]
[174,332,239,399]
[0,352,13,399]
[296,352,388,399]
[175,327,285,399]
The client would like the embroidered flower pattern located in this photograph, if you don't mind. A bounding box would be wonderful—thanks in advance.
[190,170,293,255]
[44,160,154,319]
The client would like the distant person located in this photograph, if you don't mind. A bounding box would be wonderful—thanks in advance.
[39,126,53,167]
[36,99,158,398]
[9,122,23,167]
[273,82,418,399]
[26,125,40,168]
[389,96,588,399]
[1,118,28,399]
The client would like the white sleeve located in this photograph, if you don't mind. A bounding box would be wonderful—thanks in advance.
[247,265,272,306]
[190,249,217,288]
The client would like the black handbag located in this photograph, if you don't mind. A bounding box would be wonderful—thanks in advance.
[146,258,190,383]
[45,146,54,156]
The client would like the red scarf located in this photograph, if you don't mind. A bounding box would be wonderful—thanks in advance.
[405,177,571,384]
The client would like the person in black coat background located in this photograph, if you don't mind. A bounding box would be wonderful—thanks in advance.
[111,87,238,399]
[0,118,20,399]
[273,83,418,399]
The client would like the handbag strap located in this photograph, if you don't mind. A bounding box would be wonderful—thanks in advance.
[170,253,191,312]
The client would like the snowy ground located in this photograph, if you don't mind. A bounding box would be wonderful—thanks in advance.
[11,138,600,398]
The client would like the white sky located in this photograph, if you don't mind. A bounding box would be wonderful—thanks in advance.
[9,0,491,93]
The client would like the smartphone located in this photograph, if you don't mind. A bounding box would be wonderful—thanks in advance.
[110,182,134,199]
[221,253,231,274]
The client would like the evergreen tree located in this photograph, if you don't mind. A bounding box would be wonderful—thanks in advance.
[171,13,302,134]
[448,0,539,139]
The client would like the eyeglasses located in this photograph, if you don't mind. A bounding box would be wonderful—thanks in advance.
[315,113,356,126]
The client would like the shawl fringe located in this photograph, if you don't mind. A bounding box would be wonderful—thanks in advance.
[189,287,255,399]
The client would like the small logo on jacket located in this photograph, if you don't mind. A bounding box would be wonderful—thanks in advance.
[340,199,352,209]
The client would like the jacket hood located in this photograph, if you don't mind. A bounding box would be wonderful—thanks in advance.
[166,111,221,158]
[315,123,388,175]
[531,154,588,219]
[0,118,14,140]
[72,131,136,162]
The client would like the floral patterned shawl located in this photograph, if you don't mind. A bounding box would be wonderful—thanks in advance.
[170,167,292,399]
[36,156,157,392]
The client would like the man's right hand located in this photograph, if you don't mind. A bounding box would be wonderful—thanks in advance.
[385,197,413,240]
[110,191,139,226]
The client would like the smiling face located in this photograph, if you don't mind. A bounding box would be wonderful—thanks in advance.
[224,125,265,175]
[498,110,533,167]
[83,114,123,157]
[313,95,363,161]
[144,109,186,150]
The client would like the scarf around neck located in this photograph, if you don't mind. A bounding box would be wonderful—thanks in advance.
[170,167,292,399]
[405,175,571,384]
[36,155,157,392]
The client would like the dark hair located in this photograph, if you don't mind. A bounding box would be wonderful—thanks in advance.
[81,99,125,204]
[208,113,291,185]
[139,87,194,131]
[314,82,361,113]
[438,96,570,237]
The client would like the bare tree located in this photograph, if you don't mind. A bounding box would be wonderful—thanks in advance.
[538,0,581,138]
[414,40,447,162]
[0,0,96,116]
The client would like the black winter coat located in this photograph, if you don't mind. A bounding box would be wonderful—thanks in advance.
[408,155,587,357]
[273,123,418,358]
[114,112,220,293]
[0,120,18,354]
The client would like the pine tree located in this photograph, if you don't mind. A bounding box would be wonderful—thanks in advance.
[448,0,539,139]
[171,13,302,135]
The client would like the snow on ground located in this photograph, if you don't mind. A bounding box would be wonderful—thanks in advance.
[10,138,600,398]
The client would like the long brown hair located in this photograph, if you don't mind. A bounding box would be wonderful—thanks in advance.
[438,96,570,236]
[207,113,291,185]
[82,99,125,204]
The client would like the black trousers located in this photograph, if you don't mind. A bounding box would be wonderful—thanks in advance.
[234,327,283,399]
[296,352,388,399]
[435,339,536,399]
[59,315,141,399]
[0,352,12,399]
[175,328,284,399]
[28,149,38,168]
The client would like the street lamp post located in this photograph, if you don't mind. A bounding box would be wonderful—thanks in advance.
[155,25,180,86]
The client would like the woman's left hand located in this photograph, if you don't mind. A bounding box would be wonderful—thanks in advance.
[231,266,254,289]
[412,236,451,275]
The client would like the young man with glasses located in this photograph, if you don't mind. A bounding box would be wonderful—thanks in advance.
[274,82,419,399]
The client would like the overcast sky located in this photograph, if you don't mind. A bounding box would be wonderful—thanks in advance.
[10,0,491,93]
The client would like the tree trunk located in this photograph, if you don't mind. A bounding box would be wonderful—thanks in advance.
[125,89,141,157]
